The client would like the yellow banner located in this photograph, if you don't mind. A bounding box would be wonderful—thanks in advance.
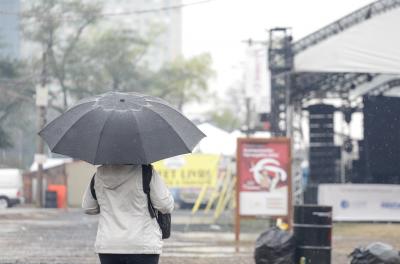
[153,154,220,187]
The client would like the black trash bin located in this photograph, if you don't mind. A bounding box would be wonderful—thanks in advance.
[45,191,58,208]
[294,205,332,264]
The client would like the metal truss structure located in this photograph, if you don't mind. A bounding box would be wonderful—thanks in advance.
[267,0,400,204]
[292,73,376,102]
[367,78,400,96]
[268,28,293,136]
[293,0,400,55]
[291,0,400,103]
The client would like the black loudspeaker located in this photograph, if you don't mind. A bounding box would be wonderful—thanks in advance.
[363,96,400,184]
[351,140,366,183]
[305,104,340,203]
[307,105,340,182]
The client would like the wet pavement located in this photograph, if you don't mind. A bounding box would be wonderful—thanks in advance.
[1,208,400,264]
[0,209,255,264]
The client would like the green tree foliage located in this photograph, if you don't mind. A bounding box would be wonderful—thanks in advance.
[68,27,157,98]
[0,59,34,149]
[0,127,12,149]
[206,107,241,132]
[152,53,214,110]
[22,0,102,111]
[204,81,247,132]
[0,0,214,164]
[21,0,214,111]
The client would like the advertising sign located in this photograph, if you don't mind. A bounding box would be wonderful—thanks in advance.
[245,46,270,113]
[237,138,291,216]
[319,184,400,221]
[153,154,220,188]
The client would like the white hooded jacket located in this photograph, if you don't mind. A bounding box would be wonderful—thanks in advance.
[82,165,174,254]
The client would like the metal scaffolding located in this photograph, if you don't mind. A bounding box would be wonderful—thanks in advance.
[266,0,400,204]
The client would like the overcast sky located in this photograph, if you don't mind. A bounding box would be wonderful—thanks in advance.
[181,0,374,97]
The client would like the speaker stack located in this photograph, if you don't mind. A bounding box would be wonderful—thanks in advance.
[356,96,400,184]
[305,104,340,204]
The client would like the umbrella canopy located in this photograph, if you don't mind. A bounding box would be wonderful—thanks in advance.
[39,92,205,165]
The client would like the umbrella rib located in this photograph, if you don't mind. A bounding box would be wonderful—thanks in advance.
[51,107,101,152]
[142,107,192,153]
[129,110,149,164]
[93,110,113,165]
[145,101,205,141]
[38,101,96,136]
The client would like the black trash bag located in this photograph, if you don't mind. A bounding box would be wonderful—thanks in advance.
[349,242,400,264]
[254,227,296,264]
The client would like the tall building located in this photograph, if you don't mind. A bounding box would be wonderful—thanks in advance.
[0,0,20,59]
[106,0,182,69]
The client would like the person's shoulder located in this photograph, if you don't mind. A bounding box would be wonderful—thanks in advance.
[96,165,104,172]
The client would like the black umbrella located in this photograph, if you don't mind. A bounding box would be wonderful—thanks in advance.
[39,92,205,165]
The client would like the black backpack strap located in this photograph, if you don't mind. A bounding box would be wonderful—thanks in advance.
[142,164,156,218]
[90,173,97,200]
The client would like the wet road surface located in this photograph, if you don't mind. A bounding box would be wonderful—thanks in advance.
[0,209,254,264]
[1,208,400,264]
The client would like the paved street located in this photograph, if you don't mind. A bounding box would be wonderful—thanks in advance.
[1,208,400,264]
[0,209,255,264]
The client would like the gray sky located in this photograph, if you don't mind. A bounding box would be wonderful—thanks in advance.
[182,0,374,96]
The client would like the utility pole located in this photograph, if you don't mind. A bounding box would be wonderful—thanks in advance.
[245,97,251,137]
[35,50,48,208]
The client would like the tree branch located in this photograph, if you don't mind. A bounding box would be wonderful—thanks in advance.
[48,100,64,114]
[62,19,94,66]
[0,101,20,123]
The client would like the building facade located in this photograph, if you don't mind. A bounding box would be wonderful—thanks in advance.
[106,0,182,69]
[0,0,20,59]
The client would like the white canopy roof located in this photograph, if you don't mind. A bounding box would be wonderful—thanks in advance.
[196,123,272,156]
[294,1,400,74]
[196,123,237,156]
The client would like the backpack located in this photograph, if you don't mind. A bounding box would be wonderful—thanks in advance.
[89,164,171,239]
[142,164,171,239]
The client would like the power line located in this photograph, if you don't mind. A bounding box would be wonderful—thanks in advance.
[102,0,214,16]
[0,0,215,17]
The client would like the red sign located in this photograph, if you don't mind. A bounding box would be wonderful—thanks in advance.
[237,138,291,216]
[238,141,290,192]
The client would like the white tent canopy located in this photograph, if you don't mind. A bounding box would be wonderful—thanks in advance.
[196,123,272,156]
[294,2,400,74]
[196,123,237,156]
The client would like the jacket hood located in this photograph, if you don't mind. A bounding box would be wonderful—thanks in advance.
[97,165,139,189]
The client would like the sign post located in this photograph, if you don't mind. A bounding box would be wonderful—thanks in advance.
[35,84,48,208]
[235,137,292,242]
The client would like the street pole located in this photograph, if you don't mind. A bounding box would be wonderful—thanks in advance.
[36,51,48,208]
[36,108,46,207]
[245,97,251,137]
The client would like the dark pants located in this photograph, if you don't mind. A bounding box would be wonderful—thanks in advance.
[99,254,159,264]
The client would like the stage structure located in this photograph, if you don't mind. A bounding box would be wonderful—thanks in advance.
[268,28,293,137]
[267,0,400,204]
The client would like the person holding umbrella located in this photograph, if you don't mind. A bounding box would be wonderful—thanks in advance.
[39,92,205,264]
[82,164,174,264]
